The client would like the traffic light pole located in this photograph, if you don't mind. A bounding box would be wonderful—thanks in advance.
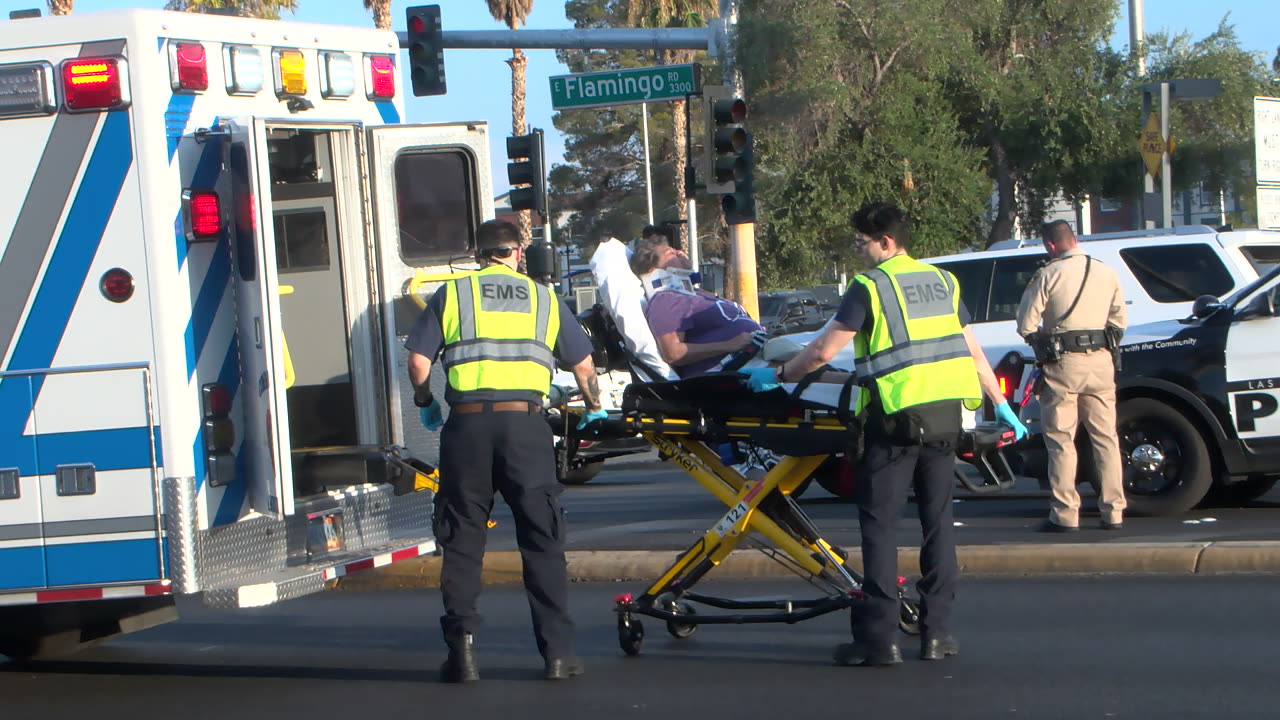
[718,0,758,321]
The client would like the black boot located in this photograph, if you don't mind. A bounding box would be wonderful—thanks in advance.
[440,633,479,683]
[543,656,585,681]
[920,634,960,661]
[833,640,903,667]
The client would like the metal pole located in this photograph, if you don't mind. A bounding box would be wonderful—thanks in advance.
[687,198,699,278]
[718,0,758,320]
[416,28,712,51]
[1129,0,1146,76]
[1161,81,1173,228]
[1142,90,1155,229]
[641,103,655,225]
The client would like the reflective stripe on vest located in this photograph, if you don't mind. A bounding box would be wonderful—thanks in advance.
[441,265,559,395]
[853,255,981,414]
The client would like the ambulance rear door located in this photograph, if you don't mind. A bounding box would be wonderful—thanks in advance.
[224,118,294,518]
[363,124,493,456]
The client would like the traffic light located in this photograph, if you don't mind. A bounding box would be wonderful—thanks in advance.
[506,128,547,216]
[406,5,446,97]
[702,84,755,224]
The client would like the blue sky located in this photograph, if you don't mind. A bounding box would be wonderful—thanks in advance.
[3,0,1276,195]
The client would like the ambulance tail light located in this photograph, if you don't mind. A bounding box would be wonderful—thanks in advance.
[366,54,395,100]
[202,383,236,488]
[99,268,135,303]
[170,42,209,92]
[62,57,130,111]
[183,189,223,241]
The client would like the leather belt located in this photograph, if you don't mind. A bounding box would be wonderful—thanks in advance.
[450,400,538,414]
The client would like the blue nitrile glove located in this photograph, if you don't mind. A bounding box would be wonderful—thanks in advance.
[576,408,608,431]
[993,402,1028,441]
[419,399,444,431]
[742,367,782,393]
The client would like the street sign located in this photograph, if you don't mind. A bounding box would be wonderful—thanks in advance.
[1259,186,1280,230]
[549,63,701,110]
[1139,112,1164,178]
[1256,97,1280,185]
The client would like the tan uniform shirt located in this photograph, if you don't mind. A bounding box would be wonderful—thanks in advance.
[1015,248,1127,336]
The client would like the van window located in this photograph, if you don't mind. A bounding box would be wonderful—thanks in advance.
[934,260,993,323]
[1119,244,1234,303]
[987,256,1045,321]
[394,149,476,264]
[1240,245,1280,275]
[273,210,330,272]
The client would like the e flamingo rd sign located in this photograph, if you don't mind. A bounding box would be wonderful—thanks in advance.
[550,64,701,110]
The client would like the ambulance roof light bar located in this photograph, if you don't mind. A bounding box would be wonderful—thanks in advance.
[273,48,307,97]
[61,57,130,112]
[224,45,264,95]
[365,54,395,100]
[320,51,355,99]
[169,41,209,93]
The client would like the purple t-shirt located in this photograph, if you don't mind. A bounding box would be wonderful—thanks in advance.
[646,290,763,378]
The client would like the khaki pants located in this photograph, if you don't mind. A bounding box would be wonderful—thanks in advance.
[1040,350,1126,527]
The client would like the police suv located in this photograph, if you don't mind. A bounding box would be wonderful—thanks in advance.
[1018,264,1280,515]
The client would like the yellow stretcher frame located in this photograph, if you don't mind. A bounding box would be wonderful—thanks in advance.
[605,411,921,657]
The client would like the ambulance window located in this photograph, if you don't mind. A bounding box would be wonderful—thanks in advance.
[1241,246,1280,275]
[1120,244,1234,303]
[935,259,994,323]
[394,150,475,264]
[987,256,1045,321]
[273,211,330,272]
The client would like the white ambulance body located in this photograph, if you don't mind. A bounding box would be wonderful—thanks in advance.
[0,8,488,657]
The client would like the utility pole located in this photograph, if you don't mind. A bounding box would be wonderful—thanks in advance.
[718,0,758,321]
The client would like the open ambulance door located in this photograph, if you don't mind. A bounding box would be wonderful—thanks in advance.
[224,118,294,518]
[363,124,493,454]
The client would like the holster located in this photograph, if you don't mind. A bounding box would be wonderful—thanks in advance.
[1105,325,1124,373]
[1027,331,1063,366]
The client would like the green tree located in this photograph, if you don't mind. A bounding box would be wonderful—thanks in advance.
[164,0,298,20]
[48,0,73,15]
[1134,21,1275,222]
[486,0,537,243]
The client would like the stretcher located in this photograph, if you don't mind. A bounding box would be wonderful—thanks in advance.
[562,326,1018,656]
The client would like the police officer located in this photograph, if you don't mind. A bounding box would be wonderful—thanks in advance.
[1016,219,1127,532]
[745,202,1026,666]
[406,219,606,683]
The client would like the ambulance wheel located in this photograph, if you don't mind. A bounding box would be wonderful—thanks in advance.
[665,602,698,639]
[898,598,922,636]
[618,615,644,656]
[1083,398,1211,516]
[0,634,40,661]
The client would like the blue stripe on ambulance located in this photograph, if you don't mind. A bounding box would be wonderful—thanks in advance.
[0,111,163,589]
[376,101,400,124]
[185,235,231,379]
[213,341,249,524]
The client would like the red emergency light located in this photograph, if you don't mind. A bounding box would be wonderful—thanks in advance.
[172,42,209,92]
[62,57,128,111]
[99,268,135,303]
[367,55,395,100]
[186,189,223,240]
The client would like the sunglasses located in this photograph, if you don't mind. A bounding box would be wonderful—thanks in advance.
[482,245,520,259]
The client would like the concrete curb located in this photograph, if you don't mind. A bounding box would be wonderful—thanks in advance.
[332,542,1280,591]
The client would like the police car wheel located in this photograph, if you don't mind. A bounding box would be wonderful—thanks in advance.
[1084,398,1212,516]
[1204,475,1279,506]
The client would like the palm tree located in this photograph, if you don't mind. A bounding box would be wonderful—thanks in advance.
[486,0,536,243]
[626,1,717,228]
[363,0,391,30]
[48,0,73,15]
[164,0,299,20]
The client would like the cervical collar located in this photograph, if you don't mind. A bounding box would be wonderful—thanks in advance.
[640,267,699,300]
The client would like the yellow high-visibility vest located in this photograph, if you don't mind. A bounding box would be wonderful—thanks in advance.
[441,264,560,396]
[853,255,982,414]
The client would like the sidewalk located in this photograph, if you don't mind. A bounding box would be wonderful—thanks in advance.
[334,541,1280,591]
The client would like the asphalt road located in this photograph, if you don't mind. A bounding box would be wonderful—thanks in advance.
[3,577,1277,719]
[484,455,1280,551]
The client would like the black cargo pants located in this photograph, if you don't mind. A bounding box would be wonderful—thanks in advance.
[852,431,958,648]
[435,404,574,659]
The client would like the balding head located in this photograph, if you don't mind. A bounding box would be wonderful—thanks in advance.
[1040,219,1078,259]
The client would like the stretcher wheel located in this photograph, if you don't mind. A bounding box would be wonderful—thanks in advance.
[618,614,645,656]
[898,598,921,636]
[665,602,698,639]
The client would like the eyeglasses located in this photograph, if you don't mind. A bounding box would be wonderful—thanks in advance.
[851,235,873,249]
[482,245,520,259]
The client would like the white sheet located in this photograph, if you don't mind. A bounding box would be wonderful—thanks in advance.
[588,238,679,381]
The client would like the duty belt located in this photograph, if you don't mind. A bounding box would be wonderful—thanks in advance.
[1056,329,1108,352]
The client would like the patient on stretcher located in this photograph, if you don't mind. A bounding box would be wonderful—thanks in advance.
[629,231,763,378]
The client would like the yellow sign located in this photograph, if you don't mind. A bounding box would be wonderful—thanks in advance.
[1139,113,1165,178]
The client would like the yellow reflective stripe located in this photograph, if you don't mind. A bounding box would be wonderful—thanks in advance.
[856,334,972,380]
[442,338,555,369]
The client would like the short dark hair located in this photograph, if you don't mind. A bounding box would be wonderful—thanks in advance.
[476,219,521,251]
[641,224,670,242]
[851,202,911,250]
[1041,219,1074,245]
[630,235,668,276]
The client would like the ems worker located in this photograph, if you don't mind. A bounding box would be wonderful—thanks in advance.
[745,202,1026,666]
[1016,219,1127,533]
[406,219,606,683]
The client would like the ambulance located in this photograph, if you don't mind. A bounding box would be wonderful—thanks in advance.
[0,6,491,658]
